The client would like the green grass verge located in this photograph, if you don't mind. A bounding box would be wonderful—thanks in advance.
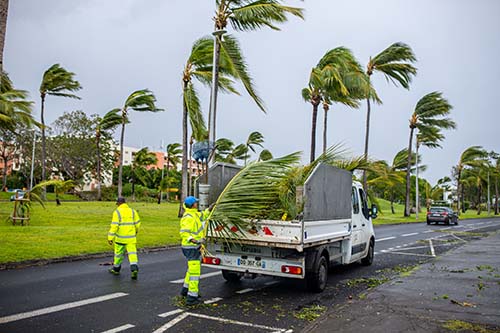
[374,198,495,225]
[0,201,180,264]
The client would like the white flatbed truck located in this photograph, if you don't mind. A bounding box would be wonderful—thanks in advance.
[202,163,377,292]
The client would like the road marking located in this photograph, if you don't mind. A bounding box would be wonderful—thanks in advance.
[377,236,396,241]
[101,324,135,333]
[188,312,289,332]
[401,233,419,237]
[204,297,223,304]
[386,251,434,258]
[153,312,190,333]
[423,230,434,233]
[170,271,221,284]
[429,239,436,257]
[0,292,128,324]
[236,288,254,294]
[158,309,184,318]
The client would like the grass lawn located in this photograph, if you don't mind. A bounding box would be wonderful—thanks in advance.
[374,198,496,225]
[0,201,181,264]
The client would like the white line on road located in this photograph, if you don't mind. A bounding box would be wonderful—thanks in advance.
[188,312,290,332]
[153,312,190,333]
[158,309,184,318]
[170,271,222,284]
[101,324,135,333]
[204,297,223,304]
[429,239,436,257]
[401,233,419,237]
[0,292,128,324]
[423,230,434,233]
[236,288,254,294]
[377,236,396,242]
[386,251,434,258]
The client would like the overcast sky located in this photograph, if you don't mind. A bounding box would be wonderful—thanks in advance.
[6,0,500,184]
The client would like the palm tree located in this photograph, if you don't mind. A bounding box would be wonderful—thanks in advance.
[112,89,163,197]
[303,47,373,163]
[208,1,304,143]
[39,64,81,197]
[165,143,182,201]
[258,149,273,161]
[54,179,75,206]
[454,146,488,213]
[404,92,455,216]
[0,72,34,132]
[131,147,157,200]
[0,0,9,74]
[95,110,121,201]
[244,131,264,165]
[363,43,417,190]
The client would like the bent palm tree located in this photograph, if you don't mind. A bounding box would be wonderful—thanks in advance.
[244,131,264,164]
[165,143,182,201]
[39,64,81,197]
[208,1,304,142]
[0,72,34,132]
[112,89,163,197]
[404,92,455,216]
[131,147,157,199]
[95,109,121,200]
[455,146,488,213]
[363,43,417,190]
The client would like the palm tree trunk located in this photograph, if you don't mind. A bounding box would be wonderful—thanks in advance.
[404,127,415,216]
[494,175,499,215]
[179,81,189,217]
[208,33,223,148]
[310,103,319,163]
[457,169,462,214]
[477,184,482,215]
[117,114,125,197]
[96,132,102,201]
[165,162,170,202]
[322,105,328,155]
[0,0,8,75]
[40,93,47,200]
[461,185,466,213]
[1,155,7,190]
[362,97,372,191]
[390,192,395,214]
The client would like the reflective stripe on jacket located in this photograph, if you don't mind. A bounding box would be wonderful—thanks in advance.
[108,203,141,244]
[180,206,210,248]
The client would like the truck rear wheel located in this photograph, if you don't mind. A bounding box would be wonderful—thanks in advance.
[361,239,374,266]
[222,270,242,282]
[306,255,328,292]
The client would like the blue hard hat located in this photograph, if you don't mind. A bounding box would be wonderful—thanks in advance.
[184,196,199,207]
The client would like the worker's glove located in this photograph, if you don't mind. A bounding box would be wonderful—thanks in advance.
[189,238,199,244]
[198,238,206,245]
[108,240,113,246]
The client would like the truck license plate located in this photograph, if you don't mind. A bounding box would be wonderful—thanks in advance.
[237,258,265,268]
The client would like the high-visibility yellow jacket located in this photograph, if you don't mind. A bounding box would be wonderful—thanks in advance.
[108,203,141,244]
[180,206,210,248]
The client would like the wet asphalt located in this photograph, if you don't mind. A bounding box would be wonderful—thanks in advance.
[0,217,499,333]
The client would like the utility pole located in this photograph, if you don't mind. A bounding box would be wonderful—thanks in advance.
[159,140,165,204]
[29,131,36,191]
[415,137,419,220]
[487,170,491,215]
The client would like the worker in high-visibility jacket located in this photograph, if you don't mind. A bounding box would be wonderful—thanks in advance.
[108,197,141,280]
[179,196,212,305]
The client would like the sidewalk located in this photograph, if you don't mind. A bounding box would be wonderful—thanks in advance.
[306,232,500,333]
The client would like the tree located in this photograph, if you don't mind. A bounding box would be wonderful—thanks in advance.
[244,131,264,165]
[363,43,417,190]
[131,147,157,200]
[454,146,488,213]
[208,1,304,143]
[0,72,34,132]
[165,143,182,201]
[95,110,121,200]
[303,47,373,162]
[112,89,163,197]
[39,64,81,198]
[0,0,8,74]
[404,92,455,216]
[54,179,75,206]
[0,128,18,190]
[258,149,273,161]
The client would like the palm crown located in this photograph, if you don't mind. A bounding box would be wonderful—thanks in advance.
[39,64,81,99]
[0,72,34,131]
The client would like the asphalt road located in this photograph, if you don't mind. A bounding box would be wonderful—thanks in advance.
[1,217,499,333]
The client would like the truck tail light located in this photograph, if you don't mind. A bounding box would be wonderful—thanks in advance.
[281,265,302,275]
[203,257,221,265]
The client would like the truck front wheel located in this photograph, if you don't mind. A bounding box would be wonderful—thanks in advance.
[306,255,328,292]
[361,239,374,266]
[222,270,243,282]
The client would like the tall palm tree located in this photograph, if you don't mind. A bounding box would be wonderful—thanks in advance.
[363,43,417,190]
[258,149,273,161]
[165,143,182,201]
[95,109,121,201]
[0,0,8,75]
[111,89,163,197]
[39,64,81,198]
[131,147,157,199]
[404,92,455,216]
[455,146,488,213]
[0,72,34,132]
[244,131,264,165]
[208,1,304,143]
[303,47,373,163]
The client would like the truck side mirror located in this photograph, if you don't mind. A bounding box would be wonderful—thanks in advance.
[370,204,378,219]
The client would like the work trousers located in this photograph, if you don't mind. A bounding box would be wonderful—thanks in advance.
[182,248,201,298]
[113,242,138,271]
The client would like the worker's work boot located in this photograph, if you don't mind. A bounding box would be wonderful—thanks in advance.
[130,264,139,280]
[108,267,120,275]
[180,287,188,297]
[186,296,201,306]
